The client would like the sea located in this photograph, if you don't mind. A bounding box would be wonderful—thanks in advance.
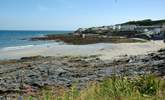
[0,30,72,50]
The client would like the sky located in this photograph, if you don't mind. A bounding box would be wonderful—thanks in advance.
[0,0,165,30]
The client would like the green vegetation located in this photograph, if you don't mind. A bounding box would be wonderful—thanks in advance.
[122,19,165,26]
[24,75,165,100]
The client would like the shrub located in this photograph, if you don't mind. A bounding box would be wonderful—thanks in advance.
[133,75,160,96]
[25,75,165,100]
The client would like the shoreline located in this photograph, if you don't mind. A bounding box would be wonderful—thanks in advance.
[0,40,164,60]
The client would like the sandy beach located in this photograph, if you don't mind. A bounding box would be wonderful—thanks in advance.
[0,40,164,60]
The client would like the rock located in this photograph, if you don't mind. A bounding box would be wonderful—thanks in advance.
[20,56,43,61]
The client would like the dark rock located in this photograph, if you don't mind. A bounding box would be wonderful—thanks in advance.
[20,56,42,61]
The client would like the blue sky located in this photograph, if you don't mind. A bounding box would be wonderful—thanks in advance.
[0,0,165,30]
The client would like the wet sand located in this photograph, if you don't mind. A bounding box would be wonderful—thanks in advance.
[0,40,164,60]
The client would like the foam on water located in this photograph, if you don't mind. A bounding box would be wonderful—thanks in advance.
[0,42,63,51]
[0,30,71,49]
[1,45,35,51]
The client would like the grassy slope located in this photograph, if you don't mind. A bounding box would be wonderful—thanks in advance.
[122,19,165,26]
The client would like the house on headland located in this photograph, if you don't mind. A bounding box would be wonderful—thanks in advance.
[73,20,165,40]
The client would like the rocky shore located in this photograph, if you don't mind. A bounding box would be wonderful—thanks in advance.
[0,48,165,97]
[31,34,146,45]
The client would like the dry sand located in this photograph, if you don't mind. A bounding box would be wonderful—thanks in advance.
[0,40,164,60]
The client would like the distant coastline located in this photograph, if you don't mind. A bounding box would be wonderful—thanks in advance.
[31,19,165,45]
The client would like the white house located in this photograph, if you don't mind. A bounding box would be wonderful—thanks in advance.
[153,28,161,34]
[113,25,121,30]
[120,25,137,31]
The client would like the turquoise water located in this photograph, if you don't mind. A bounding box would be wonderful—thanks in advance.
[0,30,72,49]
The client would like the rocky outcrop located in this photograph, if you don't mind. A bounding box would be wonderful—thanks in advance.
[31,34,145,45]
